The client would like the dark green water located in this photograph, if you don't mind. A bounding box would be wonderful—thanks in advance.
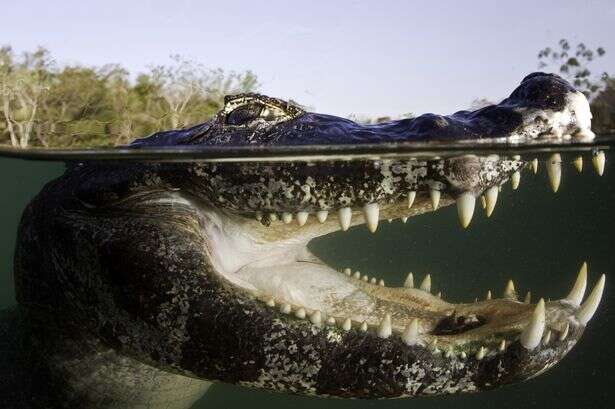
[0,153,613,408]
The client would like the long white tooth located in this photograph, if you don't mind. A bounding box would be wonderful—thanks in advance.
[499,340,506,352]
[408,191,416,209]
[338,207,352,231]
[342,318,352,331]
[531,158,538,174]
[296,211,309,226]
[486,290,492,300]
[430,189,441,211]
[316,210,328,223]
[404,272,414,288]
[593,151,605,176]
[280,303,292,314]
[401,217,408,223]
[476,346,486,360]
[520,298,546,349]
[480,195,487,209]
[573,156,583,173]
[547,153,562,193]
[266,298,275,307]
[503,280,517,300]
[295,308,306,319]
[343,267,352,276]
[456,192,476,228]
[559,323,570,341]
[360,321,368,332]
[282,212,293,224]
[484,186,498,218]
[511,171,521,190]
[401,318,420,345]
[566,262,588,306]
[310,310,322,326]
[576,274,606,325]
[419,274,431,293]
[363,203,379,233]
[524,291,532,304]
[377,314,392,339]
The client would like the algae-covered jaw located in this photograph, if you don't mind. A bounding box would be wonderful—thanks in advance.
[13,73,606,400]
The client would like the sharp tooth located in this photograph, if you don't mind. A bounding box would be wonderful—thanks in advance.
[269,213,278,222]
[576,274,606,325]
[480,195,487,209]
[401,318,420,345]
[404,272,414,288]
[511,171,521,190]
[363,203,379,233]
[484,186,498,217]
[460,351,467,359]
[566,262,588,306]
[387,218,392,223]
[543,329,552,345]
[338,207,352,231]
[457,192,476,228]
[316,210,328,223]
[362,275,369,282]
[499,340,506,352]
[353,271,361,279]
[592,150,605,176]
[524,291,532,304]
[419,274,431,293]
[266,298,275,307]
[370,277,377,284]
[503,280,517,300]
[476,346,486,360]
[520,298,546,350]
[486,290,492,300]
[282,212,293,224]
[377,314,392,338]
[573,156,583,172]
[360,321,368,332]
[295,308,306,319]
[436,291,442,298]
[378,279,385,287]
[446,347,455,358]
[408,191,416,209]
[310,310,322,326]
[296,211,309,226]
[326,316,336,326]
[402,216,408,223]
[559,323,570,341]
[547,153,562,193]
[531,158,538,174]
[342,318,352,331]
[430,189,441,211]
[343,267,352,276]
[280,303,292,314]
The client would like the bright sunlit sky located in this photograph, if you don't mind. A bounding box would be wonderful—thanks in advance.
[2,0,615,118]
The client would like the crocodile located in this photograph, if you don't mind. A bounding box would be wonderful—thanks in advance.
[0,72,606,408]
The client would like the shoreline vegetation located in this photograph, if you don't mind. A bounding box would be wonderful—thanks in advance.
[1,41,613,149]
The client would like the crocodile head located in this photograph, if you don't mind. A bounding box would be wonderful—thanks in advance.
[14,72,605,400]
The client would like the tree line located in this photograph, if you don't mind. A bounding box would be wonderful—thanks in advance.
[1,41,614,149]
[0,47,258,148]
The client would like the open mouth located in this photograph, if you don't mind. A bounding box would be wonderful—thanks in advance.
[180,152,606,394]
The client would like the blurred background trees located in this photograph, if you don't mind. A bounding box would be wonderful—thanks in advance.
[0,46,258,148]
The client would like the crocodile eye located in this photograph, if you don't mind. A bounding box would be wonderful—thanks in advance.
[226,103,264,126]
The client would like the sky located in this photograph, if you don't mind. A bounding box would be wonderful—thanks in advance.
[2,0,615,118]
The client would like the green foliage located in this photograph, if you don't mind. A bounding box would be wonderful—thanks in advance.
[0,47,259,148]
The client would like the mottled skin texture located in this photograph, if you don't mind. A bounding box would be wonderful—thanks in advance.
[0,73,598,408]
